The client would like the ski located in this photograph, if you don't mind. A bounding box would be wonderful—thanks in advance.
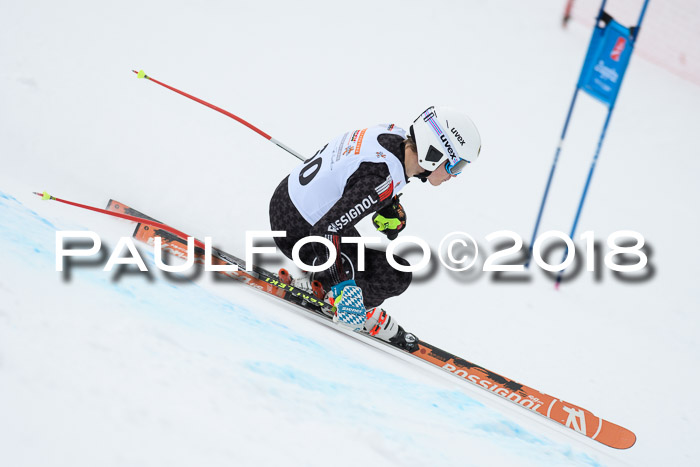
[105,199,636,450]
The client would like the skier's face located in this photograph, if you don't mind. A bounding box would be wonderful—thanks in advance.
[427,161,456,186]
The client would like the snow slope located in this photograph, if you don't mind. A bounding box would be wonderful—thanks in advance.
[1,0,699,465]
[0,189,608,466]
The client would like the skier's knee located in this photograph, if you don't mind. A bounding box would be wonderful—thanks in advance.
[391,256,412,296]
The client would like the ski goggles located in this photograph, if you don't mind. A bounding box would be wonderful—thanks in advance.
[445,157,469,175]
[420,108,470,176]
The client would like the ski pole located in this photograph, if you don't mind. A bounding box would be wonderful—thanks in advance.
[132,69,306,161]
[36,191,332,310]
[34,191,206,250]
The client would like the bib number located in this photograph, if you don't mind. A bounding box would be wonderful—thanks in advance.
[298,144,327,186]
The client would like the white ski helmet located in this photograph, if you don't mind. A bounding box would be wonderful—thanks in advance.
[409,106,481,174]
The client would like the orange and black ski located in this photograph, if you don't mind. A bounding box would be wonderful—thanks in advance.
[105,199,636,450]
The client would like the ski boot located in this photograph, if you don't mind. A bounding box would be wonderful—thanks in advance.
[364,307,419,352]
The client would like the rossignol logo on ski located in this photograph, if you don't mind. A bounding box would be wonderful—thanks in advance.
[563,406,587,434]
[441,363,543,411]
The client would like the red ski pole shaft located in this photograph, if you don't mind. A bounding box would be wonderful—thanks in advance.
[34,191,206,250]
[132,69,306,161]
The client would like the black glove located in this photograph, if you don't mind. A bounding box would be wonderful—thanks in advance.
[372,194,406,240]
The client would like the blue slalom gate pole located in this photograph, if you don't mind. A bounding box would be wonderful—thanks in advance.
[526,88,580,268]
[633,1,650,41]
[554,106,614,286]
[554,1,649,287]
[526,1,608,268]
[528,0,649,286]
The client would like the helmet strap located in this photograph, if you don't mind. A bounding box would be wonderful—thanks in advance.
[416,169,432,182]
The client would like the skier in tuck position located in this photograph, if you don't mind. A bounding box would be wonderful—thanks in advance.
[269,106,481,349]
